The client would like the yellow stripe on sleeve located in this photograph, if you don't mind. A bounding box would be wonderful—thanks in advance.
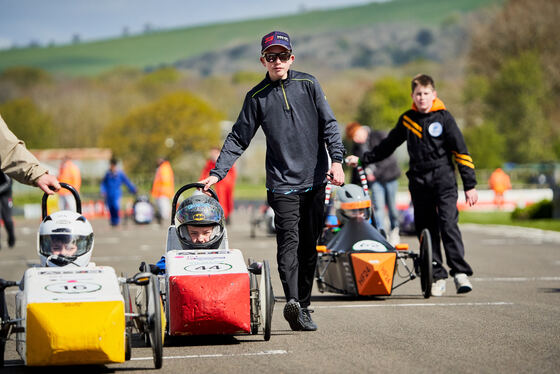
[403,115,422,132]
[452,151,473,163]
[453,152,475,169]
[402,119,422,139]
[455,158,475,169]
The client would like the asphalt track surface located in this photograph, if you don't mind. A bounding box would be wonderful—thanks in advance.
[1,207,559,373]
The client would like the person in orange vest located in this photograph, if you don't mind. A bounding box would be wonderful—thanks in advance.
[58,155,81,212]
[200,147,237,224]
[151,157,174,223]
[488,168,511,209]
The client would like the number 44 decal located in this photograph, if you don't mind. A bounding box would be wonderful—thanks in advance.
[185,263,232,272]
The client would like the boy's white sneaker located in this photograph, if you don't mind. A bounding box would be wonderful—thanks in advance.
[454,273,472,294]
[388,228,400,246]
[431,279,446,297]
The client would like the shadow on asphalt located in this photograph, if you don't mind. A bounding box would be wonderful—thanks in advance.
[163,334,241,347]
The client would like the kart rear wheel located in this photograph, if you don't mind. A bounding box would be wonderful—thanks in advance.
[146,275,163,369]
[419,228,433,298]
[259,260,274,341]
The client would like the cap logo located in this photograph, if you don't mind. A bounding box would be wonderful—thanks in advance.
[277,35,289,42]
[265,35,274,43]
[193,213,205,221]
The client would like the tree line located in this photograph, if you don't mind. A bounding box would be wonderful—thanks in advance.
[0,0,558,180]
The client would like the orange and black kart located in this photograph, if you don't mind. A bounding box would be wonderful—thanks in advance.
[315,216,433,298]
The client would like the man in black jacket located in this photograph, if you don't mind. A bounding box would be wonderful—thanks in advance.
[347,74,477,297]
[200,31,345,331]
[0,172,15,249]
[345,122,401,244]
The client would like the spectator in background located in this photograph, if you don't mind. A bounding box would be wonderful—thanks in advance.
[58,155,81,212]
[0,114,60,195]
[200,147,237,224]
[345,122,401,245]
[0,172,15,249]
[488,167,511,209]
[100,157,137,227]
[151,157,174,223]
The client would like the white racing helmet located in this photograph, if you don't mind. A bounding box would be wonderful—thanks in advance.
[38,211,94,267]
[334,184,372,225]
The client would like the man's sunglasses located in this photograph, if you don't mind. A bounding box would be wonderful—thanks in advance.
[262,51,292,63]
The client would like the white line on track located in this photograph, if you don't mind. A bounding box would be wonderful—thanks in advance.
[314,302,513,309]
[473,276,560,282]
[130,349,288,361]
[2,350,289,367]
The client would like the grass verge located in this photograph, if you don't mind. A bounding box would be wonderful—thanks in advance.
[459,211,560,232]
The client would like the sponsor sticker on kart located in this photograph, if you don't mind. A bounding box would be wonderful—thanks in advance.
[352,240,388,252]
[181,256,227,261]
[175,250,231,256]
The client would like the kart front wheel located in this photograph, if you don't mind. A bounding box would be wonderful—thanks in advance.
[0,334,5,367]
[419,228,433,298]
[145,275,163,369]
[259,260,274,341]
[248,258,259,335]
[121,280,133,361]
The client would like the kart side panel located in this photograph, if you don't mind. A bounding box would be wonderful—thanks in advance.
[21,266,125,366]
[166,249,250,336]
[317,253,357,294]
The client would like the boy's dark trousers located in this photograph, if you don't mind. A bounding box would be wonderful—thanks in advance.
[408,165,473,280]
[267,186,325,308]
[0,192,15,247]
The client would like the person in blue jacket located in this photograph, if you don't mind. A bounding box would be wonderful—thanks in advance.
[100,157,137,226]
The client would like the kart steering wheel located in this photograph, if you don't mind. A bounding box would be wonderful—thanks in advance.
[41,182,82,219]
[170,183,219,226]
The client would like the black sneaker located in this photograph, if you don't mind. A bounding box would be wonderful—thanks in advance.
[8,236,15,248]
[283,299,304,331]
[301,308,318,331]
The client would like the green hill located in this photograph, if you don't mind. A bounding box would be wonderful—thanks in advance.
[0,0,502,76]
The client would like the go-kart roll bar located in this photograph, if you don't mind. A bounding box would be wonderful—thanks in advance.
[41,182,82,219]
[170,183,219,226]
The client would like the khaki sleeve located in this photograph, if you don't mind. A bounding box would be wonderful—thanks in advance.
[0,114,48,186]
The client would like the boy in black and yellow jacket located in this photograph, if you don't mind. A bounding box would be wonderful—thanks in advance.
[347,74,477,296]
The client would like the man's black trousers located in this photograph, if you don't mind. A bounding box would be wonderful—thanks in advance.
[0,193,15,246]
[408,165,473,280]
[267,186,325,308]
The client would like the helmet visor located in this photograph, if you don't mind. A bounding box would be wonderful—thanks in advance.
[178,224,222,246]
[39,233,93,258]
[343,207,371,221]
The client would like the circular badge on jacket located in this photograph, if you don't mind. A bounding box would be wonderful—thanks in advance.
[428,122,443,137]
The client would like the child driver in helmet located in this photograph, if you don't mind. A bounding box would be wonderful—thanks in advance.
[49,235,79,257]
[140,193,226,275]
[38,211,95,267]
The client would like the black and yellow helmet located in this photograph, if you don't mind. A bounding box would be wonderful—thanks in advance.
[175,194,225,249]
